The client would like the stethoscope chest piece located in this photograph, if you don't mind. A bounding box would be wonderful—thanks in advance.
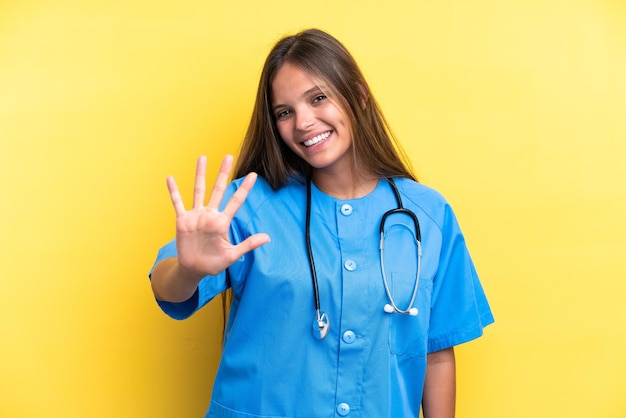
[312,311,330,340]
[305,178,422,341]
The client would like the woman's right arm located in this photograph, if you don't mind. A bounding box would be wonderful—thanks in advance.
[151,257,204,303]
[150,155,270,303]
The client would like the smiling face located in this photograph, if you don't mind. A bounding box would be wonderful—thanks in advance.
[271,62,355,177]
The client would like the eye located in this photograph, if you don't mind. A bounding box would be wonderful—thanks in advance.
[275,109,292,120]
[312,94,327,104]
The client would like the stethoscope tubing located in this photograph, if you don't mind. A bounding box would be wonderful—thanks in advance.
[379,179,423,316]
[305,178,422,339]
[306,179,330,339]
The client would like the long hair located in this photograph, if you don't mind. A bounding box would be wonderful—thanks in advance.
[223,30,417,338]
[234,28,416,186]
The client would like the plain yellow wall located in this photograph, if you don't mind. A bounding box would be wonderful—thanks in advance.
[1,0,625,417]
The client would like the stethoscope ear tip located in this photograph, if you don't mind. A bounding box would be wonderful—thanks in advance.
[384,304,418,316]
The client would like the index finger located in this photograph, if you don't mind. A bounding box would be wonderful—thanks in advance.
[220,171,258,220]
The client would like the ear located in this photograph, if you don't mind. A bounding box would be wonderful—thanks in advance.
[357,81,369,110]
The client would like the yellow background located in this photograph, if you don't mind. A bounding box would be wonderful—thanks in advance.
[1,0,625,417]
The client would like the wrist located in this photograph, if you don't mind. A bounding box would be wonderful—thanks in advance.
[174,259,205,287]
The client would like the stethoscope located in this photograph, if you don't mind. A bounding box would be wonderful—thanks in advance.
[306,178,422,340]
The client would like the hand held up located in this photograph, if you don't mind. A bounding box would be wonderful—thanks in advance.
[166,155,270,281]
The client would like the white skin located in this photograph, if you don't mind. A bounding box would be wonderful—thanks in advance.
[150,62,455,418]
[151,63,363,300]
[150,155,270,302]
[270,62,377,199]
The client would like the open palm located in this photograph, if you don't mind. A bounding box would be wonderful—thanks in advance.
[167,155,270,280]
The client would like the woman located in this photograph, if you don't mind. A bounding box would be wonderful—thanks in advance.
[150,28,493,418]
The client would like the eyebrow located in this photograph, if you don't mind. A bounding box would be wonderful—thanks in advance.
[302,85,324,97]
[272,85,325,112]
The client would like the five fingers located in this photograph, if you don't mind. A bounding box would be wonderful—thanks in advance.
[166,154,270,262]
[167,154,259,223]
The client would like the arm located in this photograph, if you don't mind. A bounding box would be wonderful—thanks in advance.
[422,347,456,418]
[150,155,270,303]
[151,256,203,303]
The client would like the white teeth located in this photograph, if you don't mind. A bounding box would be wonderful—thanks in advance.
[303,131,331,147]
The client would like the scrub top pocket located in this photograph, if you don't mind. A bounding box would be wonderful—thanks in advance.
[208,401,290,418]
[387,272,433,358]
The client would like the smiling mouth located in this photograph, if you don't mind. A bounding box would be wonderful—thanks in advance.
[302,131,331,147]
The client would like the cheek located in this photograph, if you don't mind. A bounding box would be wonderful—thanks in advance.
[276,122,288,139]
[324,104,350,132]
[276,122,297,149]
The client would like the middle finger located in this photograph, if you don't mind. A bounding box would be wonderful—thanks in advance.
[206,154,234,210]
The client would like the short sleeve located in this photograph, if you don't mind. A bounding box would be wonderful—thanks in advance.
[147,180,256,320]
[148,239,229,320]
[427,204,494,353]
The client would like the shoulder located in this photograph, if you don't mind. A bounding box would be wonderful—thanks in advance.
[393,177,448,208]
[391,177,454,228]
[226,175,305,218]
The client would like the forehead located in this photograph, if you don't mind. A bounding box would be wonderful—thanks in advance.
[271,63,325,103]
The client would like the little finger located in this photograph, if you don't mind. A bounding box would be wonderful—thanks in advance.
[166,176,187,217]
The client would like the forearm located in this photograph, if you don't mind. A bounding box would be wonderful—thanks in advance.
[422,347,456,418]
[150,257,204,303]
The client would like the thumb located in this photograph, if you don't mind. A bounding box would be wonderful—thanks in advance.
[234,233,271,258]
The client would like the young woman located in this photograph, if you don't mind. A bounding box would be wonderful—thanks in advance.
[150,28,493,418]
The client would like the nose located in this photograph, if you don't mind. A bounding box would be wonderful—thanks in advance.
[295,106,315,131]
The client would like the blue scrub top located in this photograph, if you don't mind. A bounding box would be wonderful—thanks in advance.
[151,176,494,418]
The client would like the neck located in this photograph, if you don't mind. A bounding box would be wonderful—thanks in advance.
[312,170,379,199]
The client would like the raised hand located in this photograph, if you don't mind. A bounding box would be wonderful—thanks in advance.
[166,155,270,281]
